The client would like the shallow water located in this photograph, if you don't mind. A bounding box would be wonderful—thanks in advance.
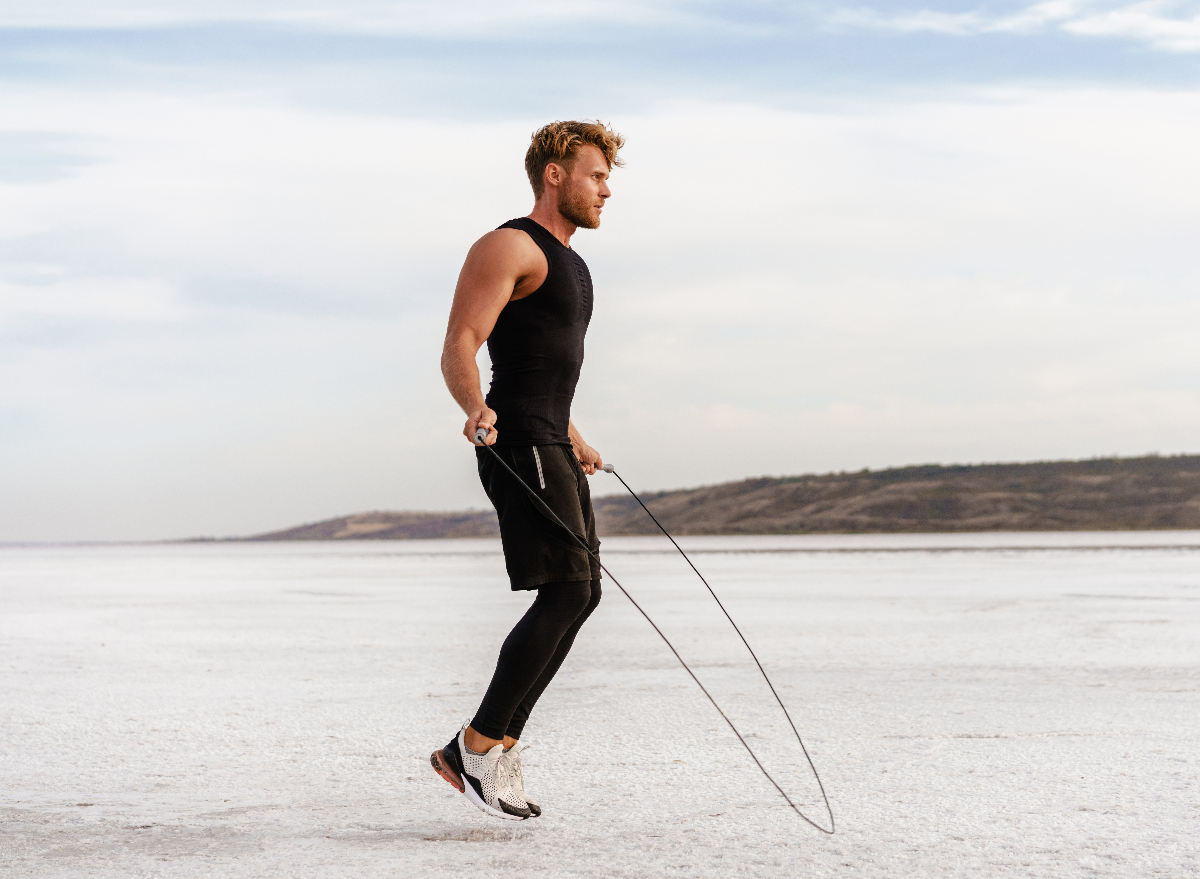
[1,534,1197,877]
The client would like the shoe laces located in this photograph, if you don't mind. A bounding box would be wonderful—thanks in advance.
[500,745,527,796]
[504,744,528,792]
[486,747,514,788]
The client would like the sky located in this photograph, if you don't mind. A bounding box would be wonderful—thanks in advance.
[2,1,1199,541]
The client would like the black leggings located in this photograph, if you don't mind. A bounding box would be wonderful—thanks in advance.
[471,579,602,741]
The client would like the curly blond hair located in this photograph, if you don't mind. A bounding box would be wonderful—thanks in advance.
[525,120,625,198]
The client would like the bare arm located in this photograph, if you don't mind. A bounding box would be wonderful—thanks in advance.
[568,420,603,475]
[441,229,546,445]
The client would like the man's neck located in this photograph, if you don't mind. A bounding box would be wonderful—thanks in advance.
[527,201,577,247]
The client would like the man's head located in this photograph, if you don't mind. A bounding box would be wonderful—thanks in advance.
[525,121,624,229]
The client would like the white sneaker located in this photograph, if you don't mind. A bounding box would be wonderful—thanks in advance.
[430,725,530,821]
[503,743,541,818]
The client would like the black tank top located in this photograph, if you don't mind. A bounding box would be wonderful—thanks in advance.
[485,217,593,447]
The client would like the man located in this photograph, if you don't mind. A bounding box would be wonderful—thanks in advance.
[430,121,624,820]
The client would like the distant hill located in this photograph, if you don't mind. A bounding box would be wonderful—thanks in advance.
[249,510,500,540]
[247,454,1200,540]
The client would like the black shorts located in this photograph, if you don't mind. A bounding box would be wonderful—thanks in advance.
[476,443,601,591]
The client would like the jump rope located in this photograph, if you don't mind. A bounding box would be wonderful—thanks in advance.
[474,428,836,834]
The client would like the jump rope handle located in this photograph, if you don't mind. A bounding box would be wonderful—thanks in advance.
[475,426,615,473]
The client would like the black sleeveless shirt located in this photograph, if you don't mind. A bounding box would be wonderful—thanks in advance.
[485,217,593,447]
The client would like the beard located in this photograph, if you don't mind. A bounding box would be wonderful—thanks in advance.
[557,180,601,229]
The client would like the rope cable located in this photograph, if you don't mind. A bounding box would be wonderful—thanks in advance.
[479,441,835,834]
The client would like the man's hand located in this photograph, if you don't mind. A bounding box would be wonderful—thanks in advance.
[567,419,601,474]
[572,438,603,475]
[465,407,498,445]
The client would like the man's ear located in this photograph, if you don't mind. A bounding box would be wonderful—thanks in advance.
[544,161,565,190]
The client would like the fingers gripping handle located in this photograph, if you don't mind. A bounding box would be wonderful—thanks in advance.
[475,425,614,471]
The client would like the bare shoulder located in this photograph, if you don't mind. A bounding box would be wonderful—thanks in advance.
[467,228,543,269]
[461,228,547,299]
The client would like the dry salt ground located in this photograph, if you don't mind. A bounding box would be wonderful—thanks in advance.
[1,533,1198,878]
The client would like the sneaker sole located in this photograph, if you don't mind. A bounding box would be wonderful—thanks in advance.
[430,750,465,793]
[431,749,528,822]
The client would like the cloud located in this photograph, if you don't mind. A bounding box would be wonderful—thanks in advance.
[0,131,98,184]
[0,276,192,326]
[1065,1,1200,50]
[833,1,1200,52]
[0,90,535,302]
[2,85,1199,540]
[4,2,1198,128]
[0,0,706,34]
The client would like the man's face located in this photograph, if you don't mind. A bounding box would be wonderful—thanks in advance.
[555,144,611,230]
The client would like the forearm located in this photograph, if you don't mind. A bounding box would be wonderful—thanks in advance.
[441,337,487,415]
